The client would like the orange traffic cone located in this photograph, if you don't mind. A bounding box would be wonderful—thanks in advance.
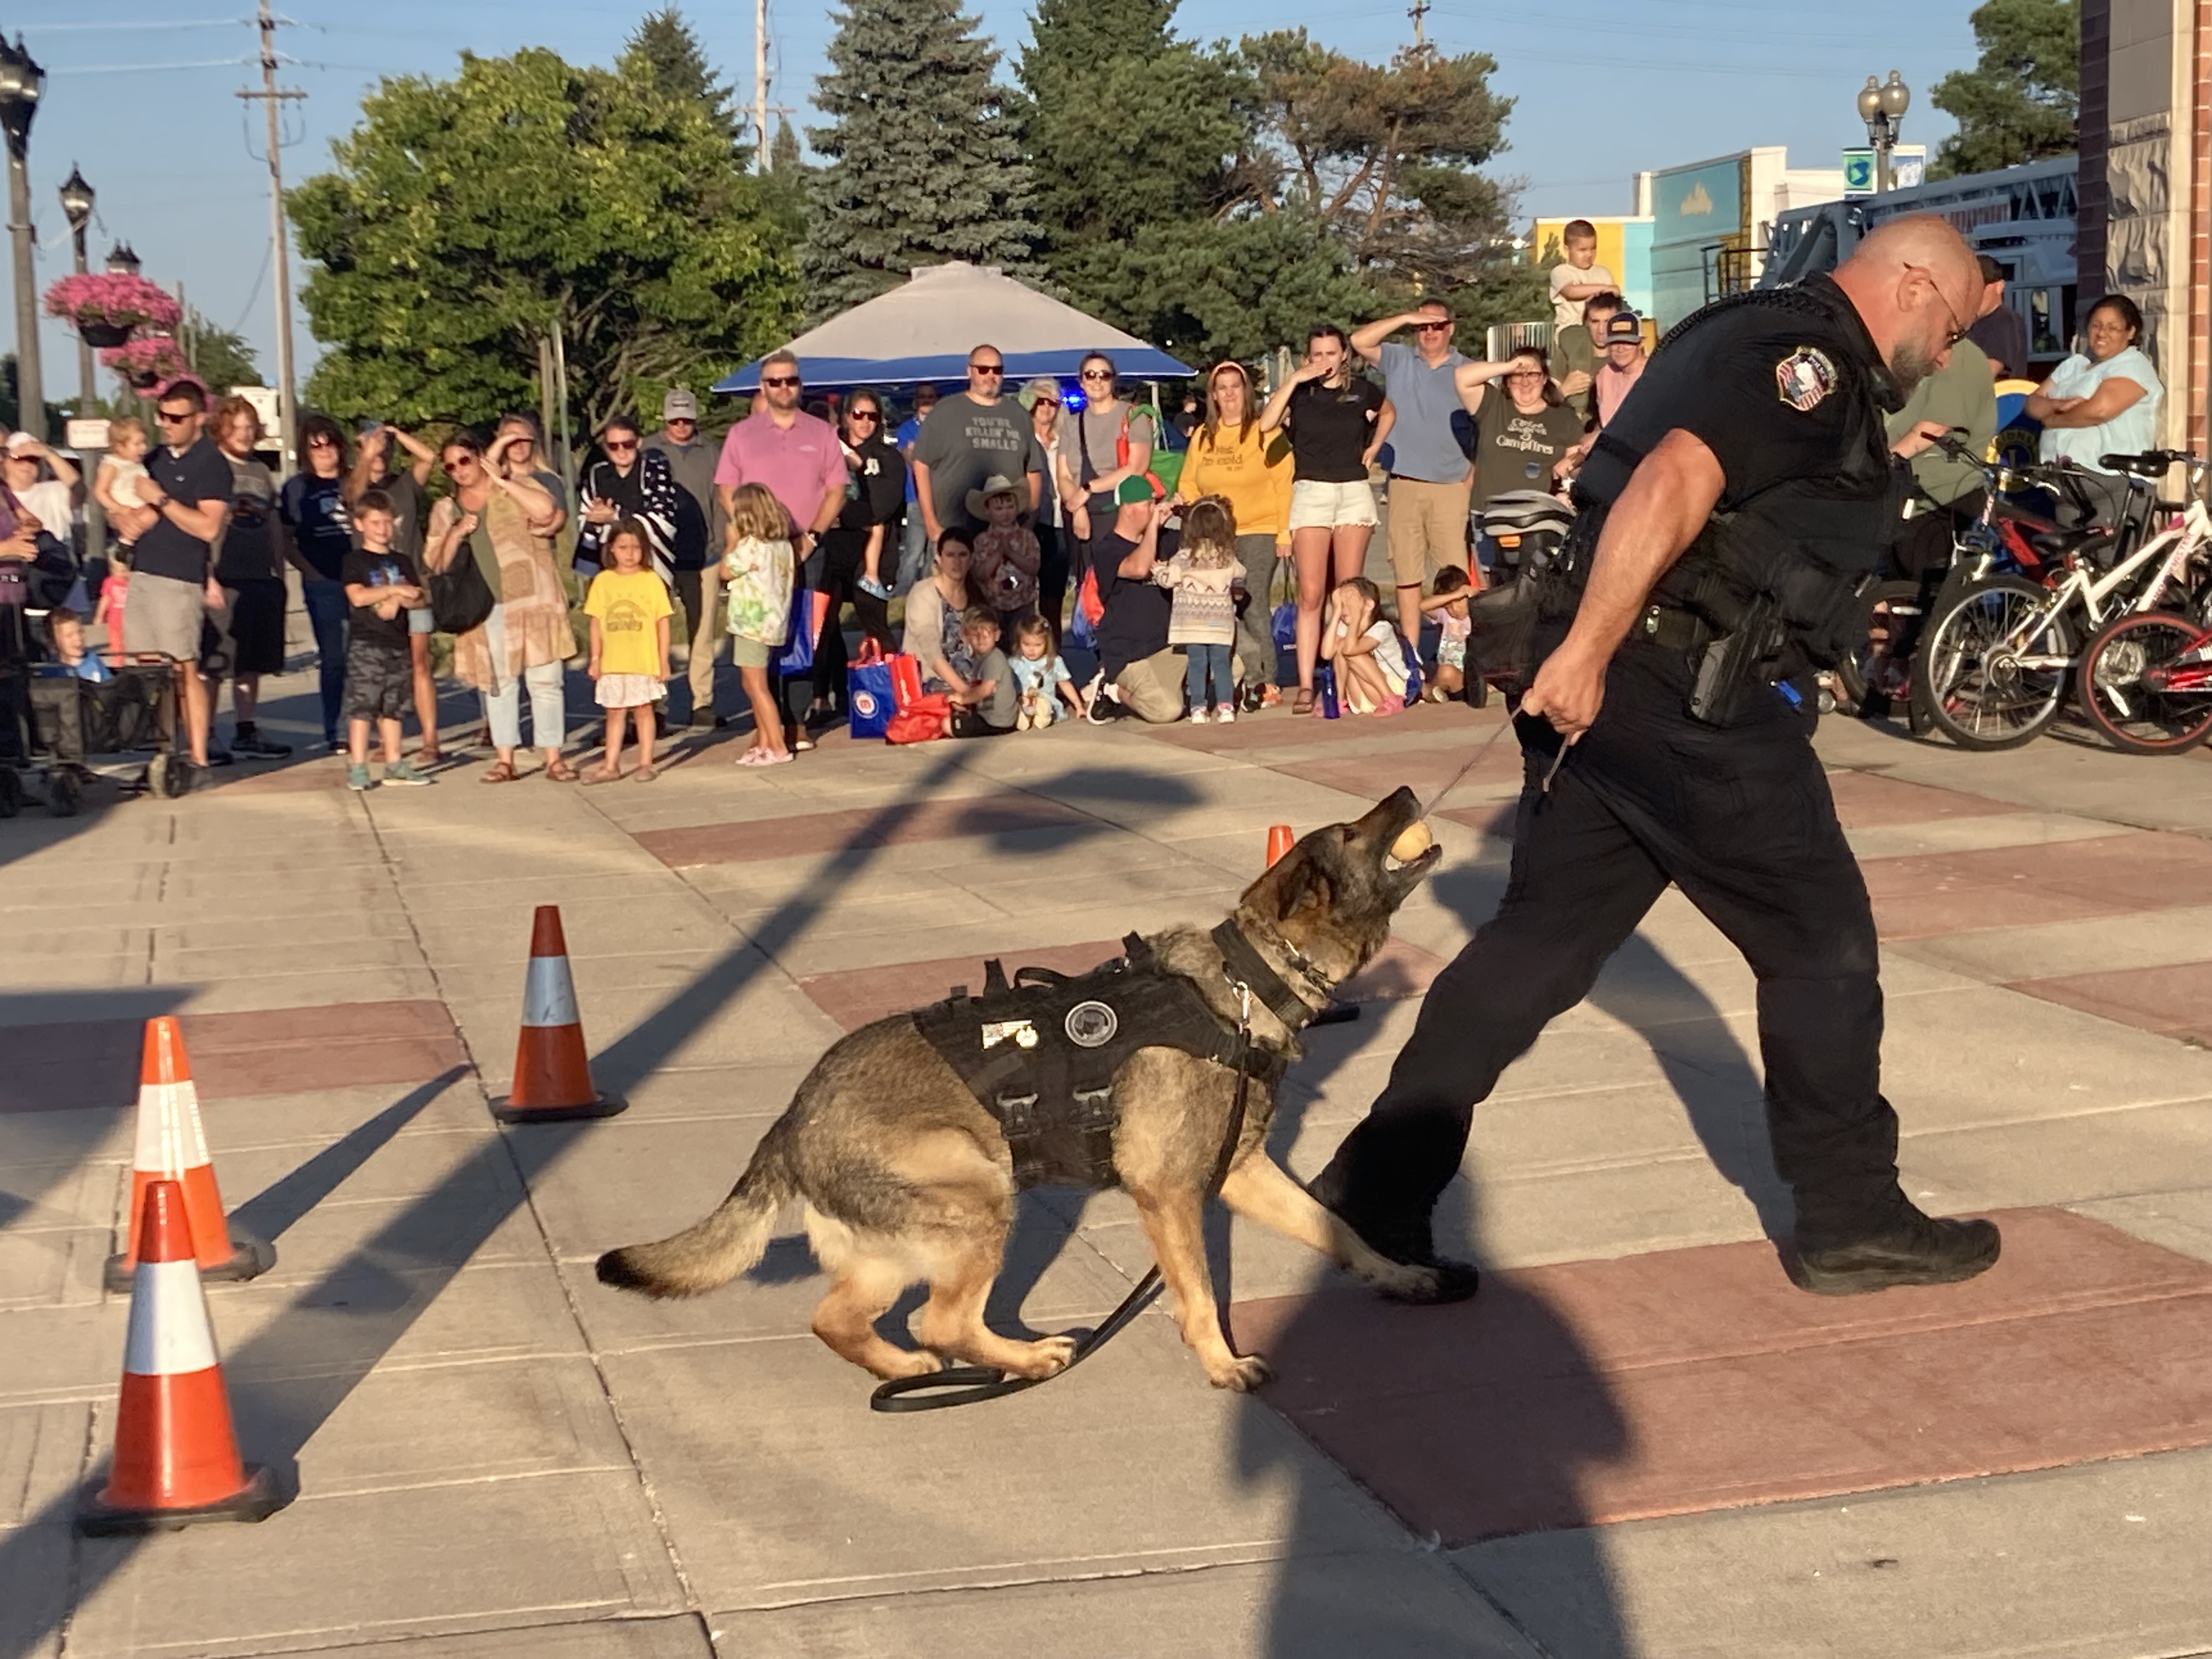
[103,1018,273,1292]
[489,906,625,1124]
[78,1178,285,1533]
[1266,825,1295,868]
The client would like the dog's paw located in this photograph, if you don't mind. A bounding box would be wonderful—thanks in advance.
[1377,1260,1482,1306]
[873,1348,946,1381]
[1207,1353,1273,1392]
[1006,1334,1079,1380]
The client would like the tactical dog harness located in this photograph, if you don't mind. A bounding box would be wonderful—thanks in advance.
[910,931,1290,1190]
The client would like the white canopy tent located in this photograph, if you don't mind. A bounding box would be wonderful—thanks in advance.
[713,262,1192,393]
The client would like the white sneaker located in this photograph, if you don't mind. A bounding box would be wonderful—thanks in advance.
[1188,706,1209,725]
[1214,704,1235,724]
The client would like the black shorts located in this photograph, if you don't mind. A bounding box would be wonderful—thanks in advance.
[344,638,412,721]
[200,579,287,679]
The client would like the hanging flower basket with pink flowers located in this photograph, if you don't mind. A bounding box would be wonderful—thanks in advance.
[99,334,190,390]
[42,272,183,347]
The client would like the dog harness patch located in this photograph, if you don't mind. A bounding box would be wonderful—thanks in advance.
[911,935,1281,1190]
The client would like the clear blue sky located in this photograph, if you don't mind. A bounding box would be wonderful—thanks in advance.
[19,0,1979,402]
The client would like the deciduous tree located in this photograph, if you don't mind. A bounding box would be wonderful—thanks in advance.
[291,47,795,432]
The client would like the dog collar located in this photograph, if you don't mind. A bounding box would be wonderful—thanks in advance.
[1210,919,1326,1031]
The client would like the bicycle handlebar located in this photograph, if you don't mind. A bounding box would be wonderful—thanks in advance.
[2098,450,2210,473]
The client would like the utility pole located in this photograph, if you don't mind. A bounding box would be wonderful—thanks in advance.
[237,0,303,473]
[754,0,769,173]
[1408,0,1431,57]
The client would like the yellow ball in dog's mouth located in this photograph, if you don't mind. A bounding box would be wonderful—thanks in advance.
[1389,821,1435,865]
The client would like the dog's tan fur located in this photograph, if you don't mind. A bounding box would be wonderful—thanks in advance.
[597,789,1441,1390]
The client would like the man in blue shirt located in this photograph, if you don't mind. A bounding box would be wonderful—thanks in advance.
[891,383,938,594]
[1353,300,1474,641]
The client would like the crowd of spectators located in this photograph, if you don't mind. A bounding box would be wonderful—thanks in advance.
[6,237,2157,788]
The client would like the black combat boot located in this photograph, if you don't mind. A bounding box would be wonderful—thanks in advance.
[1788,1206,2001,1296]
[1306,1165,1482,1305]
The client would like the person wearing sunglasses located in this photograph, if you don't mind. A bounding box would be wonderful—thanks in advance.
[578,414,681,588]
[908,344,1045,552]
[804,390,904,727]
[714,348,849,750]
[1310,216,2004,1310]
[278,413,357,751]
[642,387,727,729]
[118,380,233,783]
[1353,298,1479,643]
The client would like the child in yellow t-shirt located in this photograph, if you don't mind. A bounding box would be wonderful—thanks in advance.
[583,521,674,782]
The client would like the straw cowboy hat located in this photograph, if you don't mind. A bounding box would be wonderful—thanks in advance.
[965,473,1025,520]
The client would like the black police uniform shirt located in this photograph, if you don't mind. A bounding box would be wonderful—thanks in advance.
[340,545,422,651]
[279,471,353,583]
[133,436,235,586]
[1575,272,1902,590]
[1284,376,1386,483]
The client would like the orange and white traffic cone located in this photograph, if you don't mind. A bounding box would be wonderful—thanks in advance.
[488,906,625,1124]
[1265,825,1295,868]
[103,1017,273,1292]
[78,1177,285,1534]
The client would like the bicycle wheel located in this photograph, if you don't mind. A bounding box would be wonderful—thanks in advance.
[1920,575,2075,751]
[1832,579,1926,719]
[2076,611,2212,754]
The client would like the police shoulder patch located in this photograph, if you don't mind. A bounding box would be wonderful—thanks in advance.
[1775,346,1837,412]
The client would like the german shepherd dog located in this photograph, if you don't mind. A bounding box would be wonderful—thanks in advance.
[597,788,1449,1392]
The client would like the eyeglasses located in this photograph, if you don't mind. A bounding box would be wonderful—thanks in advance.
[969,363,1004,377]
[605,439,638,454]
[1079,370,1113,382]
[848,410,881,424]
[1413,320,1452,334]
[1909,265,1972,348]
[1506,370,1545,380]
[306,435,337,448]
[157,410,196,425]
[442,456,478,473]
[666,417,696,429]
[761,375,801,389]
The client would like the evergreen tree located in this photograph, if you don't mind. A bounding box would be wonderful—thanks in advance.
[760,115,809,246]
[802,0,1036,318]
[622,8,742,149]
[177,307,262,390]
[1929,0,2077,178]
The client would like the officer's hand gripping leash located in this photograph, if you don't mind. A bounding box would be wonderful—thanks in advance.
[868,984,1260,1413]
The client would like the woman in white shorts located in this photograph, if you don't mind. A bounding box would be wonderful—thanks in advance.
[1261,324,1395,712]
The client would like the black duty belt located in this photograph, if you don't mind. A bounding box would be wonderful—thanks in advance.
[1636,603,1717,655]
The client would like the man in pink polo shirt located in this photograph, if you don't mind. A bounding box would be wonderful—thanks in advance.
[714,349,849,744]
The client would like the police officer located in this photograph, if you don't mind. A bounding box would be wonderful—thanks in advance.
[1311,217,1999,1300]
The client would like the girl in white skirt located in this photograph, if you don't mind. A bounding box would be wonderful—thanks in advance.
[583,521,674,782]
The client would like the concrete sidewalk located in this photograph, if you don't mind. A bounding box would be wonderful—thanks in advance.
[4,675,2211,1658]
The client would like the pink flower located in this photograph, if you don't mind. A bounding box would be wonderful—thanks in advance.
[98,334,189,377]
[42,272,182,330]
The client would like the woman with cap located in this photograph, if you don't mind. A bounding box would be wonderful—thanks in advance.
[1,431,82,547]
[1018,376,1074,625]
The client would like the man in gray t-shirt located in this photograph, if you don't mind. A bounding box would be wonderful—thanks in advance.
[910,346,1045,540]
[1352,299,1474,639]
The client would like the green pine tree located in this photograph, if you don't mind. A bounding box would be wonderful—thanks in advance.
[801,0,1037,319]
[1929,0,2078,178]
[760,115,809,245]
[622,8,743,149]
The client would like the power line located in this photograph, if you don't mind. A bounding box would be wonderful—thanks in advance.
[50,56,250,74]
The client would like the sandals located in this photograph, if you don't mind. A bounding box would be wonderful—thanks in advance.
[1292,688,1315,716]
[737,748,794,768]
[583,766,622,786]
[634,765,659,783]
[480,760,518,784]
[544,758,580,783]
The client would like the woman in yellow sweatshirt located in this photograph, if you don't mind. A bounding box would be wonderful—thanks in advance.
[1177,361,1293,707]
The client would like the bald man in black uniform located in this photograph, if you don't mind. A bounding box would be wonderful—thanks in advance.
[1314,217,2001,1299]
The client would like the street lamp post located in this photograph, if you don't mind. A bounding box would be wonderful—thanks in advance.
[59,165,94,410]
[1857,70,1911,195]
[0,34,46,438]
[105,242,139,278]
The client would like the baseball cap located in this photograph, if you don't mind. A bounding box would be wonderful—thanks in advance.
[1602,312,1643,345]
[3,431,37,455]
[662,387,699,421]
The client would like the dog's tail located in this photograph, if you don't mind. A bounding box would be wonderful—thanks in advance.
[595,1118,797,1299]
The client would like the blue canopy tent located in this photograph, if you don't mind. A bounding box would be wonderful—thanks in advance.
[713,262,1191,394]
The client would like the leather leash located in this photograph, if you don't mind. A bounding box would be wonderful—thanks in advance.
[870,984,1262,1413]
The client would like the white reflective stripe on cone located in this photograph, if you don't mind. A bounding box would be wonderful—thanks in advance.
[131,1081,193,1171]
[123,1260,220,1376]
[521,953,581,1030]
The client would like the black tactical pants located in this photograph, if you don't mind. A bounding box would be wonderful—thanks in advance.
[1319,637,1906,1246]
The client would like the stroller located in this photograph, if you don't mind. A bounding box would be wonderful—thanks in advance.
[1460,490,1578,708]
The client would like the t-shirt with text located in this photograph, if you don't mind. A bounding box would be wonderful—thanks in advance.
[341,545,422,651]
[214,455,281,583]
[1470,391,1584,507]
[584,566,676,677]
[280,472,352,582]
[909,394,1043,528]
